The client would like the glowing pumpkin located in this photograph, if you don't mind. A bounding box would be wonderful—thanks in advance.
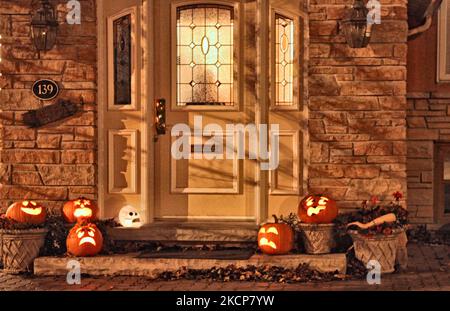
[66,223,103,257]
[258,215,294,255]
[118,205,142,228]
[298,195,338,224]
[62,198,98,223]
[6,200,47,224]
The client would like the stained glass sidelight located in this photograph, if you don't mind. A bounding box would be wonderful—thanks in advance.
[177,5,234,106]
[113,14,132,106]
[275,14,294,107]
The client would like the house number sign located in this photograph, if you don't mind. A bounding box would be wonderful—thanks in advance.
[32,79,59,100]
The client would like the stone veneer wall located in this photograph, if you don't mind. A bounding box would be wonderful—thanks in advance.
[308,0,408,210]
[0,0,97,212]
[0,0,411,217]
[407,92,450,224]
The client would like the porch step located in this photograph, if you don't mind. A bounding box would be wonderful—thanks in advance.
[34,253,347,277]
[108,222,258,243]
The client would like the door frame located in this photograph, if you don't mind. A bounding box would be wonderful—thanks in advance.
[97,0,309,225]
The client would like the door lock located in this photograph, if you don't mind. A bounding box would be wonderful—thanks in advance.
[155,99,166,140]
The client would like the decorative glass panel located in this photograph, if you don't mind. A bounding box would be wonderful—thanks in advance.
[275,14,294,107]
[177,5,234,106]
[113,15,132,105]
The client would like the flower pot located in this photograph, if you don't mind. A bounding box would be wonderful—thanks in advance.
[396,230,408,270]
[0,228,48,274]
[298,223,336,254]
[348,229,404,274]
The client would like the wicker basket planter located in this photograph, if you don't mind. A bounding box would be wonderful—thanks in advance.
[0,228,48,274]
[298,223,336,254]
[348,229,404,274]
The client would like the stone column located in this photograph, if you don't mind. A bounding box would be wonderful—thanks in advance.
[308,0,408,211]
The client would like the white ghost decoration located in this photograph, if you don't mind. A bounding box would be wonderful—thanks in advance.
[118,205,142,228]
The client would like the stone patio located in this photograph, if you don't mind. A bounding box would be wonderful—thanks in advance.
[0,242,448,291]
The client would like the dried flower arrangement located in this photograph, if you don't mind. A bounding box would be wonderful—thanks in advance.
[334,192,408,237]
[0,214,46,231]
[0,212,118,256]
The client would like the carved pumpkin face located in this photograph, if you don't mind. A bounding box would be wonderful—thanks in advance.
[63,198,98,223]
[298,195,338,224]
[258,216,294,255]
[66,223,103,257]
[6,200,47,224]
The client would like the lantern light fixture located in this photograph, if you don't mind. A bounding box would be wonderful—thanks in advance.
[340,0,372,48]
[31,0,58,54]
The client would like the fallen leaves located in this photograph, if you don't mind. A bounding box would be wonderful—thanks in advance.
[156,263,349,283]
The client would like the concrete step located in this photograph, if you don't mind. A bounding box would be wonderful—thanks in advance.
[108,222,259,243]
[34,253,347,277]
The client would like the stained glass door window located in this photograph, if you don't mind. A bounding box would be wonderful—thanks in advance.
[176,4,234,107]
[274,14,294,107]
[113,15,132,106]
[107,7,137,111]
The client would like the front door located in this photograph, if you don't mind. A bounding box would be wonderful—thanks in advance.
[153,0,258,222]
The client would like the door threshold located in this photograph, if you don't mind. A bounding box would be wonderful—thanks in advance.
[108,221,258,242]
[150,220,258,228]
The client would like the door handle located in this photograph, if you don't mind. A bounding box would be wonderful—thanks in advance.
[155,99,166,137]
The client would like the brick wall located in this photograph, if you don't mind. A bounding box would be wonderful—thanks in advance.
[406,92,450,223]
[308,0,408,210]
[0,0,97,213]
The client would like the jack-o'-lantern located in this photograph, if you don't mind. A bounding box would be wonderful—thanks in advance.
[66,223,103,257]
[298,195,338,224]
[6,200,47,224]
[258,215,294,255]
[62,198,98,223]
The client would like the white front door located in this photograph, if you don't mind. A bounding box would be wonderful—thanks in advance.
[152,0,259,222]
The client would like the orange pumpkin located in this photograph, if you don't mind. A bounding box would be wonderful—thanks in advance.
[298,195,338,224]
[62,198,98,223]
[6,200,47,224]
[66,223,103,257]
[258,215,294,255]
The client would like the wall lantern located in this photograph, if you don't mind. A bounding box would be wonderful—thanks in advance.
[340,0,372,48]
[31,0,58,53]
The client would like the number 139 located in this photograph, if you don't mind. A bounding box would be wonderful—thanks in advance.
[38,84,54,95]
